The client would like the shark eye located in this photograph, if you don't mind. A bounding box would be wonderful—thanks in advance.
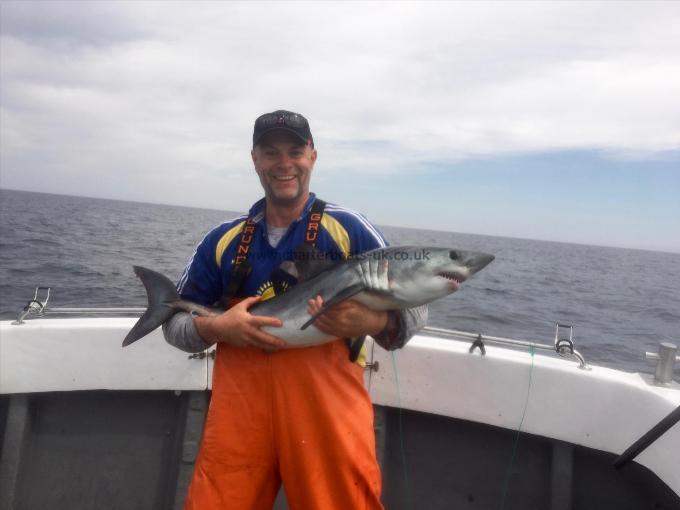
[449,250,461,260]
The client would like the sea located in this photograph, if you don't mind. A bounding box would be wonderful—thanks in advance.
[1,189,679,381]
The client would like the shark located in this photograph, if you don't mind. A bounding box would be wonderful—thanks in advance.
[122,246,494,347]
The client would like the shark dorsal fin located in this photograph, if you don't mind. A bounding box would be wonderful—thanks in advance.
[293,244,339,282]
[277,260,299,280]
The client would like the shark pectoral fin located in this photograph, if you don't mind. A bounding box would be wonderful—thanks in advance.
[300,283,365,330]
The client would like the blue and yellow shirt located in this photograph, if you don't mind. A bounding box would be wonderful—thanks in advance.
[177,193,387,306]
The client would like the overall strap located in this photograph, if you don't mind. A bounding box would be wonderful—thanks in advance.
[223,217,257,306]
[304,198,326,247]
[301,199,364,363]
[225,199,327,305]
[271,199,327,295]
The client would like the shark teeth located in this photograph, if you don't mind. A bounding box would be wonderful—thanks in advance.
[439,272,464,283]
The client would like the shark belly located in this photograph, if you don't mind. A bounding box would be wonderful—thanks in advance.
[261,319,336,347]
[352,290,403,311]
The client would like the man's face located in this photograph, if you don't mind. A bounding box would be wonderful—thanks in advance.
[251,131,317,206]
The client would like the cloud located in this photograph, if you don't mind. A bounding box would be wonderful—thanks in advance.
[0,0,150,46]
[1,1,679,204]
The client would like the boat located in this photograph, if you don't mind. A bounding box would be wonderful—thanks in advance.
[1,294,679,510]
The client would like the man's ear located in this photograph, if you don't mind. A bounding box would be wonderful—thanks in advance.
[251,148,257,165]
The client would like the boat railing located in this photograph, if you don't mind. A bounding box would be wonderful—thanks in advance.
[10,287,679,380]
[11,294,591,369]
[645,343,680,385]
[15,306,148,320]
[422,325,591,370]
[10,286,146,325]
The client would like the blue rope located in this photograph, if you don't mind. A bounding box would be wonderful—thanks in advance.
[391,350,412,509]
[499,344,535,510]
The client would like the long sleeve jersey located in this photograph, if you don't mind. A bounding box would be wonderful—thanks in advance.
[163,193,427,353]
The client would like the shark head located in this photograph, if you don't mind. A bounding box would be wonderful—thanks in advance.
[371,246,495,307]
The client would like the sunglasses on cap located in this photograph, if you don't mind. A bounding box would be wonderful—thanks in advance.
[254,111,310,130]
[253,110,314,147]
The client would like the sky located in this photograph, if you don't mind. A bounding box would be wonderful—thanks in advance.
[1,1,679,253]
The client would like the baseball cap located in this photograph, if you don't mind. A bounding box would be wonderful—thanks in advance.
[253,110,314,148]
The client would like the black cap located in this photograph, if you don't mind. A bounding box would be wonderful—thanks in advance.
[253,110,314,148]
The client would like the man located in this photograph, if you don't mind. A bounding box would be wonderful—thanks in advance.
[164,110,426,510]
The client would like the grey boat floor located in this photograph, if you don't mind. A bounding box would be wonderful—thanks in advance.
[1,391,678,510]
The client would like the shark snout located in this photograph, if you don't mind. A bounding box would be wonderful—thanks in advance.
[465,252,495,274]
[449,250,494,275]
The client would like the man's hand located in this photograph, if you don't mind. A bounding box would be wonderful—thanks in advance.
[307,295,388,338]
[194,296,286,351]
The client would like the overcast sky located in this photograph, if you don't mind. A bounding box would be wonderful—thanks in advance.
[1,1,679,252]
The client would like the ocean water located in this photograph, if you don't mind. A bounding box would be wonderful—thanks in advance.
[1,189,679,380]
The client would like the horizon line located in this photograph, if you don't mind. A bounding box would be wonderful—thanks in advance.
[2,186,678,256]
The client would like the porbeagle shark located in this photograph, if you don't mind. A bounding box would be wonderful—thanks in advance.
[122,246,494,348]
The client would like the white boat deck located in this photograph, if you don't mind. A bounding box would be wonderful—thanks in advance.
[1,317,679,500]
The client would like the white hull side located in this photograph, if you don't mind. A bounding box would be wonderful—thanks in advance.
[1,318,678,496]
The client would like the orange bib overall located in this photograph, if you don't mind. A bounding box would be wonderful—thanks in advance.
[183,340,384,510]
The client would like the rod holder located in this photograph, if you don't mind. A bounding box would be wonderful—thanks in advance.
[644,343,679,385]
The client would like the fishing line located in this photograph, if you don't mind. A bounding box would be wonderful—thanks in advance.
[499,344,535,510]
[391,350,412,510]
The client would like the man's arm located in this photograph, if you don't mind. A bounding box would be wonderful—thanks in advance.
[163,298,286,352]
[318,206,428,349]
[372,306,428,350]
[163,225,223,352]
[163,312,212,353]
[192,296,285,350]
[307,297,428,351]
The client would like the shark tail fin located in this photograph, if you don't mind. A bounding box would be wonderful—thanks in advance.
[122,266,181,347]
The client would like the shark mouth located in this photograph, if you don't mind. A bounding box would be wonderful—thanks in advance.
[438,272,465,284]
